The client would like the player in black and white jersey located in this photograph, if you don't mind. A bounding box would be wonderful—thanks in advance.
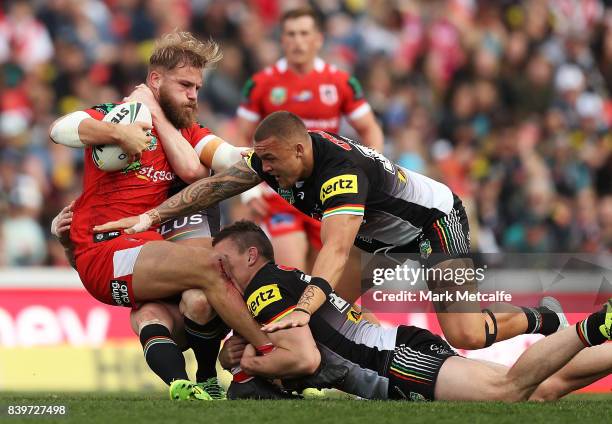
[214,221,612,401]
[95,111,567,350]
[216,222,431,400]
[244,124,462,252]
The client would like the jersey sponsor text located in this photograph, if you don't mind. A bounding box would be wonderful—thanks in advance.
[247,284,282,317]
[320,174,358,203]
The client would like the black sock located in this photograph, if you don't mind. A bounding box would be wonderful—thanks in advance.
[537,306,561,335]
[184,316,230,382]
[522,307,541,333]
[522,306,560,335]
[576,302,612,347]
[139,323,188,385]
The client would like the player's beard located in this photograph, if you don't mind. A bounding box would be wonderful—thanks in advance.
[158,85,197,129]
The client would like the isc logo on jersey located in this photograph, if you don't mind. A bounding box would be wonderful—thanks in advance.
[247,284,282,317]
[320,174,358,203]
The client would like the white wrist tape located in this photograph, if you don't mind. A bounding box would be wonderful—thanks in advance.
[212,144,249,172]
[194,134,249,172]
[240,184,264,204]
[50,111,91,148]
[132,213,153,233]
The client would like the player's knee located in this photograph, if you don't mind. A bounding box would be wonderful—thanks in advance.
[480,373,525,402]
[299,348,321,376]
[495,375,532,402]
[181,249,225,292]
[130,303,172,334]
[443,311,498,350]
[180,289,215,324]
[444,327,486,350]
[197,252,226,286]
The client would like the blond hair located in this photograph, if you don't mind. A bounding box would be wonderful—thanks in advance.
[149,31,222,71]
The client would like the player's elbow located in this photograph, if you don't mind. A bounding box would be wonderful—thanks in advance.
[48,120,57,140]
[238,356,258,375]
[293,345,321,376]
[49,111,90,148]
[178,166,206,184]
[328,242,352,265]
[49,116,65,140]
[301,348,321,376]
[353,122,383,151]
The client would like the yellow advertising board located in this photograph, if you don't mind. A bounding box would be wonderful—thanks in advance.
[0,341,232,392]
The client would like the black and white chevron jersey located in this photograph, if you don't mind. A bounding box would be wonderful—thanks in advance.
[244,131,455,247]
[243,262,398,398]
[243,262,458,400]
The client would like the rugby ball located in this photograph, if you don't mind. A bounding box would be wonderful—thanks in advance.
[92,102,152,172]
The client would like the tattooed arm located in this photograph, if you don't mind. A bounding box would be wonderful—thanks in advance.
[94,160,262,233]
[262,213,363,332]
[154,159,262,222]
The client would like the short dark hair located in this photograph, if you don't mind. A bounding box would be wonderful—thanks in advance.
[280,7,323,32]
[212,220,274,262]
[253,111,309,144]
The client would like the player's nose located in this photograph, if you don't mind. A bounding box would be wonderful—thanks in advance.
[187,87,197,100]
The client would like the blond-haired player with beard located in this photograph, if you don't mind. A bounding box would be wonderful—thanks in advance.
[50,31,272,400]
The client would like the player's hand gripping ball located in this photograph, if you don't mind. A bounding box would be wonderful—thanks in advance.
[93,102,153,171]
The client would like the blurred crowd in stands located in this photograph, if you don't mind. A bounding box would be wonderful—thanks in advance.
[0,0,610,266]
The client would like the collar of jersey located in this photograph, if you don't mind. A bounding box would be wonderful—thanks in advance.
[276,57,325,74]
[306,134,322,183]
[248,261,276,289]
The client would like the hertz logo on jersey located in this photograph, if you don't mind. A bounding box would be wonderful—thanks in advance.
[320,174,358,203]
[247,284,282,317]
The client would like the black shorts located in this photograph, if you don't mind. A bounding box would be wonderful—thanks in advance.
[386,325,458,401]
[158,206,221,241]
[354,194,470,267]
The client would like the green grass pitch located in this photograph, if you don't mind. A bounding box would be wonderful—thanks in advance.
[1,393,610,424]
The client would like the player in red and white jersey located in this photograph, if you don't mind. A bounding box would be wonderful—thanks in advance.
[69,103,213,258]
[236,57,371,135]
[236,7,384,273]
[49,32,272,399]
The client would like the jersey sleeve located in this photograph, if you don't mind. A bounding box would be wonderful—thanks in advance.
[318,167,368,220]
[338,73,371,121]
[185,123,214,149]
[184,123,220,167]
[243,278,297,325]
[237,74,265,122]
[83,103,120,121]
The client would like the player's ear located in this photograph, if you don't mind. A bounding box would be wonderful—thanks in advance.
[148,70,162,91]
[296,143,304,158]
[247,246,258,265]
[314,31,324,50]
